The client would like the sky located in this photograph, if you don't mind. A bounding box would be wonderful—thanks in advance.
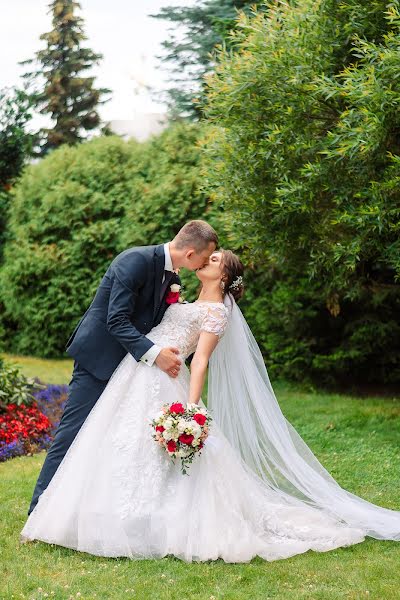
[2,0,196,129]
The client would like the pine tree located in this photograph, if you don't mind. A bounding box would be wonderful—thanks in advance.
[20,0,111,155]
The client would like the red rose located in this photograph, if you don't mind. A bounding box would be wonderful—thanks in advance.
[166,291,180,304]
[167,440,177,453]
[193,413,206,426]
[178,433,194,445]
[169,403,185,414]
[155,425,165,432]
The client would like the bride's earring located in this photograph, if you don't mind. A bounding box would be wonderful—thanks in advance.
[220,279,225,291]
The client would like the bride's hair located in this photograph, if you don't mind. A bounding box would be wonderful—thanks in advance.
[221,249,245,302]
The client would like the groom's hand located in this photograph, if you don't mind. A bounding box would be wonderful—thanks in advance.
[155,347,182,378]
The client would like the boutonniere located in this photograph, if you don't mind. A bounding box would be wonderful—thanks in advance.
[166,283,185,305]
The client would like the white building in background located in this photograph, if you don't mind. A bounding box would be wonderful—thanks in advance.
[106,53,170,142]
[109,113,168,142]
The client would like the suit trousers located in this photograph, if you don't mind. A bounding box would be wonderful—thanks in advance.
[28,361,109,514]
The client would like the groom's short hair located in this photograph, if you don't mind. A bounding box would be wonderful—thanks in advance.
[174,220,218,252]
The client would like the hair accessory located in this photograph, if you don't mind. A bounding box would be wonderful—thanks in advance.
[229,275,243,291]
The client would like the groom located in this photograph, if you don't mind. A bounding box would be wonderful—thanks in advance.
[28,219,218,514]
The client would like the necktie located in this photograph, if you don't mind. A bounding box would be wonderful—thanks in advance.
[160,270,174,301]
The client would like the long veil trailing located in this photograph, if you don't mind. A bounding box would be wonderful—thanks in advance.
[207,294,400,541]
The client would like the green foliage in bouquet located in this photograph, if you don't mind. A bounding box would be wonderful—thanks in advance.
[203,0,400,384]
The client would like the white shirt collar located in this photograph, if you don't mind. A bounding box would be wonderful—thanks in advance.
[163,242,174,272]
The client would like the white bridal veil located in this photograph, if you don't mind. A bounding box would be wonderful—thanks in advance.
[207,293,400,541]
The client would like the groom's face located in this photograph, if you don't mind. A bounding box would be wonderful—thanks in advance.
[184,242,216,271]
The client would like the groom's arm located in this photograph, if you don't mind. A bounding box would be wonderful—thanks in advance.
[106,253,155,361]
[140,272,182,366]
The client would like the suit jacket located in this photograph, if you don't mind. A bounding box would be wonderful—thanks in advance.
[66,244,181,381]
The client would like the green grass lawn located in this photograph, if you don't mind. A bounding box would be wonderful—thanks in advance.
[1,360,399,599]
[1,353,73,384]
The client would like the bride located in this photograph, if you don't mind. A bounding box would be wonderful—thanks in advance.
[21,250,400,563]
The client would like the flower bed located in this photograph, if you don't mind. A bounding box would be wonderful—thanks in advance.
[0,383,68,462]
[34,384,68,435]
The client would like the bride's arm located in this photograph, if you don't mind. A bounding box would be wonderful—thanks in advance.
[187,331,219,405]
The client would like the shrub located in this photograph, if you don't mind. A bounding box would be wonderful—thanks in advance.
[0,136,139,356]
[0,123,227,356]
[203,0,400,384]
[0,357,44,408]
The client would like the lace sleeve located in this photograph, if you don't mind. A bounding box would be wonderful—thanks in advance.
[200,305,229,339]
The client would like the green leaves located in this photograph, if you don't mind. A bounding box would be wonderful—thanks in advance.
[0,86,35,187]
[0,125,218,358]
[0,358,44,409]
[0,136,135,357]
[202,0,400,384]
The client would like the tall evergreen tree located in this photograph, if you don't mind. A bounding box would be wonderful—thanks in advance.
[151,0,263,119]
[20,0,111,155]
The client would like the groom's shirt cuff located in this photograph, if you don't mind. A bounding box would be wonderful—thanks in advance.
[140,344,162,366]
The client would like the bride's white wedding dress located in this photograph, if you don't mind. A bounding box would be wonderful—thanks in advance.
[21,300,399,563]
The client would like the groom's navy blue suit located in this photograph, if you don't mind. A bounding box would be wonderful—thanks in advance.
[29,244,180,514]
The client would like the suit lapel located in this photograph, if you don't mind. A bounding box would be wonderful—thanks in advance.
[153,244,165,320]
[155,271,181,323]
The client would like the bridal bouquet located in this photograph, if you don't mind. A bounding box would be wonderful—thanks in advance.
[150,402,211,475]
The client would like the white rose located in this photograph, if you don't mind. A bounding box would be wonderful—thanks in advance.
[188,420,202,436]
[177,420,187,433]
[170,284,181,293]
[164,418,174,430]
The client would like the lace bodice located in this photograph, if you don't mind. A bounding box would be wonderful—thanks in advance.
[147,301,229,360]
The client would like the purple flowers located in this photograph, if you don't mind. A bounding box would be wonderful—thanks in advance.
[0,382,68,462]
[0,439,25,461]
[34,384,68,435]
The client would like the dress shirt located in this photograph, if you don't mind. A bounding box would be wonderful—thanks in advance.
[140,243,174,366]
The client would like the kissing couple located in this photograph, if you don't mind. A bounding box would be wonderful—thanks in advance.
[22,220,400,562]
